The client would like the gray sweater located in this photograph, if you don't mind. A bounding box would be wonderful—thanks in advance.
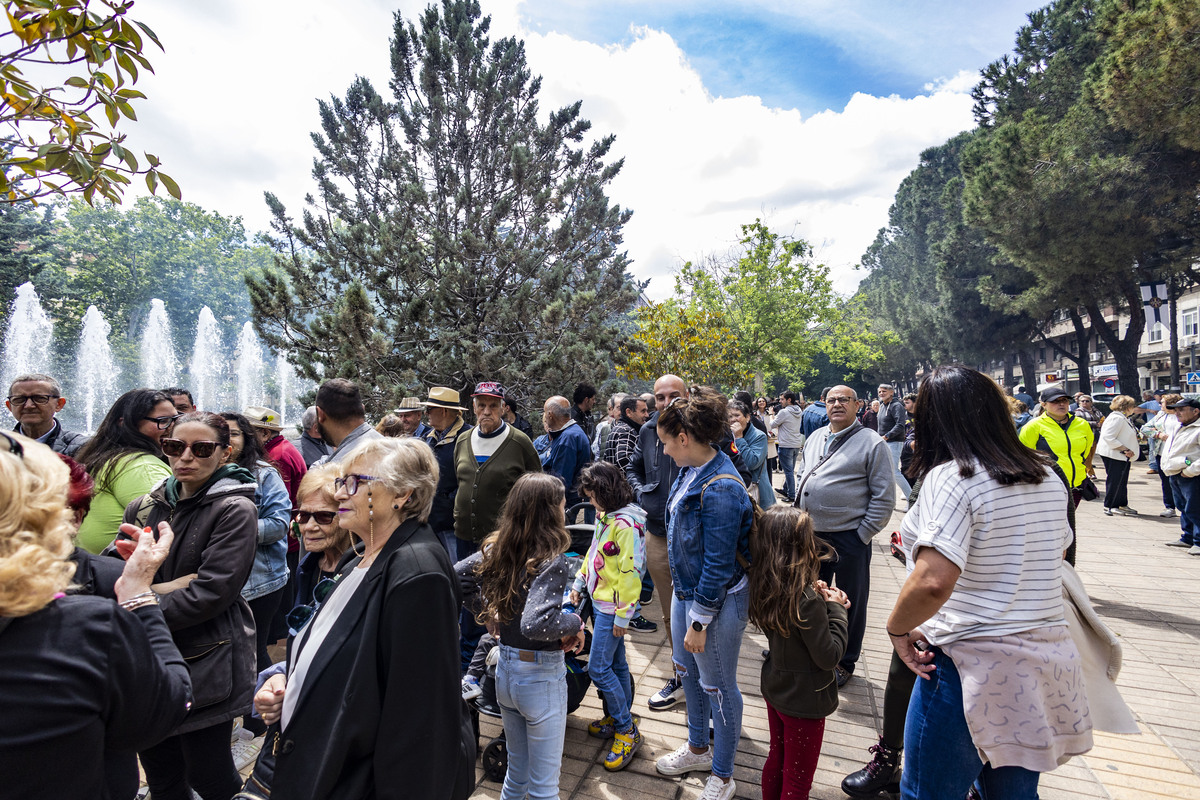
[795,423,897,542]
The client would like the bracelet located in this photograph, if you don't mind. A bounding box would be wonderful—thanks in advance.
[120,596,160,611]
[123,590,155,603]
[886,627,909,639]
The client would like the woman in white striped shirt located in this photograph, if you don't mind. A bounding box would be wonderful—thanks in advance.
[886,365,1091,800]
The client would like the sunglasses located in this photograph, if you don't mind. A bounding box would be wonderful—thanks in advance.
[334,473,378,496]
[160,438,223,459]
[287,576,339,636]
[295,509,337,525]
[145,414,181,430]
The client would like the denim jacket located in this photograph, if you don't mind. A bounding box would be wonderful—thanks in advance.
[665,450,753,623]
[242,464,292,601]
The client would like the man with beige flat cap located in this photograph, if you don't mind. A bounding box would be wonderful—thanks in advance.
[395,396,433,439]
[244,404,307,510]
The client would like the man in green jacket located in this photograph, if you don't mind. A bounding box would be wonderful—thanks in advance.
[452,380,540,668]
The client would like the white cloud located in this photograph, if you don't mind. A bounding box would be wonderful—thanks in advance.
[124,2,977,299]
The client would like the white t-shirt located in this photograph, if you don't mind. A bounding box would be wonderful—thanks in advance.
[900,460,1072,646]
[281,565,369,730]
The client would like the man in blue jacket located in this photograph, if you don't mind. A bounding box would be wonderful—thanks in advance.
[534,395,593,510]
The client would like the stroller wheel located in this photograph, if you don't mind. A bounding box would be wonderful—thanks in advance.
[482,737,508,782]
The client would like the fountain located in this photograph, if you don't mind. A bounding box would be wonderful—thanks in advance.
[276,352,297,428]
[190,306,225,412]
[75,306,117,433]
[141,299,177,388]
[235,321,265,411]
[1,282,54,393]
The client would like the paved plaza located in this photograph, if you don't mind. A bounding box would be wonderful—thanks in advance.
[466,465,1200,800]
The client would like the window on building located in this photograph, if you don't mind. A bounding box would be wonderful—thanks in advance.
[1184,308,1199,338]
[1070,339,1078,355]
[1039,347,1046,362]
[1149,322,1165,343]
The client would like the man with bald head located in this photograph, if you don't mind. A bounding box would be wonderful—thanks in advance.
[534,394,593,510]
[794,385,896,687]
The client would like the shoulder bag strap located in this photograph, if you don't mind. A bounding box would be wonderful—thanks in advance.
[795,422,865,500]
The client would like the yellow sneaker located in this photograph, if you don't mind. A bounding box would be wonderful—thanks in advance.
[604,725,642,771]
[588,713,639,738]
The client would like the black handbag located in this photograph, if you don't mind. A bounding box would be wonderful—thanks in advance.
[1078,477,1099,501]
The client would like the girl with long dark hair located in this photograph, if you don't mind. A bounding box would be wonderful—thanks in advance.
[75,388,177,553]
[458,472,586,800]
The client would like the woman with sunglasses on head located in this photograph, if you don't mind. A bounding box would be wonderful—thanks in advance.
[130,411,260,800]
[252,437,475,800]
[653,387,754,800]
[75,388,178,553]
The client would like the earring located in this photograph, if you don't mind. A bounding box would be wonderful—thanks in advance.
[393,503,400,510]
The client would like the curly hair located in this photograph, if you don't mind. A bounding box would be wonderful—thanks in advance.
[475,473,569,625]
[747,506,832,636]
[578,460,634,513]
[0,433,77,617]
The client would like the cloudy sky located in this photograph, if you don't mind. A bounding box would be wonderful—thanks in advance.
[129,0,1036,298]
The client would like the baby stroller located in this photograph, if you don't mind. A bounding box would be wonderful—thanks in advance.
[475,503,597,782]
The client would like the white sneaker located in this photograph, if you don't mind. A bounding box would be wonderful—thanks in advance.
[231,733,262,771]
[699,775,736,800]
[1160,508,1177,518]
[655,742,713,775]
[1188,545,1200,556]
[1116,506,1139,516]
[648,676,686,710]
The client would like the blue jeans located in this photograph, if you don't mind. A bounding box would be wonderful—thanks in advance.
[496,646,567,800]
[887,441,912,499]
[1170,474,1200,545]
[588,611,633,729]
[778,446,799,499]
[902,648,1041,800]
[670,591,748,779]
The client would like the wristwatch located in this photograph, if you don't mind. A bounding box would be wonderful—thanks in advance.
[691,620,707,633]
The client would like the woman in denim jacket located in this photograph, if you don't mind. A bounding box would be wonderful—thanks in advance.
[653,387,754,800]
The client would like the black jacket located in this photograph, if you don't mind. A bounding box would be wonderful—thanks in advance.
[0,597,192,799]
[128,474,259,735]
[877,398,907,442]
[423,416,471,533]
[626,410,749,537]
[14,418,89,457]
[271,518,475,800]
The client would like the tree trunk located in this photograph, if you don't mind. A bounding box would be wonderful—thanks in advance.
[1087,284,1146,397]
[1003,358,1014,390]
[1016,350,1036,396]
[1067,310,1092,394]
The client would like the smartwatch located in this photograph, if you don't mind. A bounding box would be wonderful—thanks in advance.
[691,620,707,633]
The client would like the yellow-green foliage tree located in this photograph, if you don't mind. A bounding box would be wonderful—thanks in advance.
[0,0,178,203]
[619,302,753,389]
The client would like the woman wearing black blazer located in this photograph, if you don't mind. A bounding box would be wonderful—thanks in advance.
[0,432,192,800]
[255,437,474,800]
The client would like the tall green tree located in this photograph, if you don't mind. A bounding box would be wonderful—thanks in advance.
[618,302,751,390]
[675,219,887,386]
[247,0,639,415]
[0,199,52,315]
[963,0,1199,394]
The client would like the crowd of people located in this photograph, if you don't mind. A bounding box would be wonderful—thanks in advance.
[0,365,1150,800]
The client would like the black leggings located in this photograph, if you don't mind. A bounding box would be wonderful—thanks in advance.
[247,586,287,671]
[1100,455,1131,509]
[882,650,918,749]
[140,720,241,800]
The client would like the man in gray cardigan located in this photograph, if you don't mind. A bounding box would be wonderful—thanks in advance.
[794,385,896,687]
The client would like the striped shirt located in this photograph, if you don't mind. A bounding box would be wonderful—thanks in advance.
[900,460,1072,646]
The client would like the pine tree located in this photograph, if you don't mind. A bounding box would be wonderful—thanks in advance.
[247,0,640,415]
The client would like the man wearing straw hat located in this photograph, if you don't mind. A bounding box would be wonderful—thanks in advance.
[420,387,471,557]
[244,404,307,509]
[395,396,432,439]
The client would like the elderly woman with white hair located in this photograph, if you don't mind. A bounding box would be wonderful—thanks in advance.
[251,437,475,800]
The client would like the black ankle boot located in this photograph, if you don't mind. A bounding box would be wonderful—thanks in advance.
[841,736,902,797]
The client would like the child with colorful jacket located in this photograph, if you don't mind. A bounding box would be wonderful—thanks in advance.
[569,461,647,772]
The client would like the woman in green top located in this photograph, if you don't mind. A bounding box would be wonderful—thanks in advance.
[75,388,178,553]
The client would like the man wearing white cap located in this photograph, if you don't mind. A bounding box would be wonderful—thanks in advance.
[394,396,432,439]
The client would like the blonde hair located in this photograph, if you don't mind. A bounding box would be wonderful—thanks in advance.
[343,437,437,523]
[1109,395,1137,413]
[0,433,77,617]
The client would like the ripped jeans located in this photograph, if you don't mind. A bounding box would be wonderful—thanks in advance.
[670,590,748,779]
